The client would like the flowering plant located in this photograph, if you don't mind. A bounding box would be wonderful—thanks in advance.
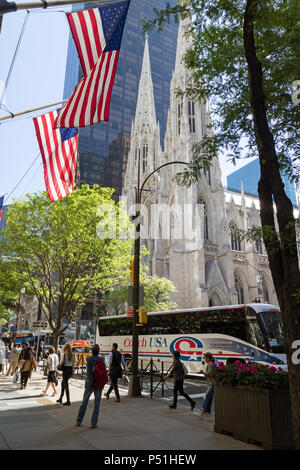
[211,361,289,391]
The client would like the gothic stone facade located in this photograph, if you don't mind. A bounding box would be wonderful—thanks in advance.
[122,22,298,309]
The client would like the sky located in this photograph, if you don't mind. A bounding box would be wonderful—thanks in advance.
[0,2,257,206]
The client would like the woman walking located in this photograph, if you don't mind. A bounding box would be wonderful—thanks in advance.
[4,346,10,375]
[163,351,196,411]
[0,340,6,375]
[6,344,20,376]
[198,352,215,418]
[42,346,59,397]
[56,343,74,406]
[20,346,36,390]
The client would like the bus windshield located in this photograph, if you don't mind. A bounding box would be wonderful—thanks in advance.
[258,310,284,353]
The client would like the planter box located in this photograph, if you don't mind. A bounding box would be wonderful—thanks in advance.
[214,385,294,450]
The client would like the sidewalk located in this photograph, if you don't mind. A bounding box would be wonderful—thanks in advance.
[0,371,260,450]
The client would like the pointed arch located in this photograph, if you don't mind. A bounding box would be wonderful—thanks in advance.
[198,197,209,241]
[188,100,196,133]
[230,221,241,251]
[234,270,245,304]
[261,273,270,303]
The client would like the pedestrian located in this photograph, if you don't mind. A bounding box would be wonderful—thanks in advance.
[56,343,74,406]
[4,346,10,375]
[19,346,36,390]
[0,340,6,375]
[19,343,26,359]
[6,343,20,376]
[57,345,62,361]
[198,352,215,418]
[42,346,59,397]
[104,343,127,403]
[76,344,107,429]
[163,351,196,411]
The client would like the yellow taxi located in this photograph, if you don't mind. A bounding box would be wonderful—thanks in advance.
[64,340,92,367]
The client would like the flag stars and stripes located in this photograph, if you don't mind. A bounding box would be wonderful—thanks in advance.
[55,1,129,129]
[33,109,78,202]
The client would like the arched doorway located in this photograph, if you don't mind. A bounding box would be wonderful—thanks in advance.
[208,291,223,306]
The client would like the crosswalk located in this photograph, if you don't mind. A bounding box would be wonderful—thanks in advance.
[160,392,206,402]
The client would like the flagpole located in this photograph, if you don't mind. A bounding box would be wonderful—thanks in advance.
[0,99,67,122]
[0,0,122,16]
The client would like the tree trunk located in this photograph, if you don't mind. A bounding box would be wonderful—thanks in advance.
[243,0,300,449]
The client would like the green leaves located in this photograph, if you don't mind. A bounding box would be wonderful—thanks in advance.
[0,186,133,336]
[102,269,177,315]
[144,0,300,182]
[212,361,289,390]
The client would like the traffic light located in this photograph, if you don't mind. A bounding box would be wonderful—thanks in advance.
[138,308,148,324]
[129,260,134,283]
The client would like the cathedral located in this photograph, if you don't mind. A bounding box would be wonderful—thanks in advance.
[122,19,297,310]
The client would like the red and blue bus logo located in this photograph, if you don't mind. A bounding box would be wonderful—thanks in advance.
[170,336,203,362]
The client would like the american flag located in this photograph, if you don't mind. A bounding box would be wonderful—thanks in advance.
[33,109,78,202]
[55,1,129,129]
[0,195,4,221]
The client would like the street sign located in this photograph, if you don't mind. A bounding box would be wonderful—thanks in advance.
[127,307,134,318]
[33,322,48,328]
[128,285,144,306]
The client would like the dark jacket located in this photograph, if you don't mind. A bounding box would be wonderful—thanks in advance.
[169,359,185,382]
[109,350,123,379]
[85,354,105,389]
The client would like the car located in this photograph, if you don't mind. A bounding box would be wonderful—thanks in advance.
[64,340,92,367]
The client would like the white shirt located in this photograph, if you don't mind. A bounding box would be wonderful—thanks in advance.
[47,353,59,371]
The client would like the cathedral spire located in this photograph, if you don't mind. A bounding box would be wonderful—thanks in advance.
[134,35,157,131]
[174,14,193,79]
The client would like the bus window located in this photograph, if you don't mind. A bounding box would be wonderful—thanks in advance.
[149,314,178,335]
[258,310,284,353]
[246,318,266,350]
[98,318,132,337]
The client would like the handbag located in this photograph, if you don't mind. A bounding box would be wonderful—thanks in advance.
[57,353,65,371]
[13,370,19,383]
[18,359,25,370]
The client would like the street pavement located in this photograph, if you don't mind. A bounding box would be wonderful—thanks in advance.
[0,370,260,451]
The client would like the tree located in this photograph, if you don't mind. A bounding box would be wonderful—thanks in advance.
[0,257,28,326]
[144,0,300,447]
[103,269,177,315]
[0,186,132,348]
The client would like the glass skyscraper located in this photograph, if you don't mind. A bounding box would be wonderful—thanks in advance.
[63,0,178,198]
[227,158,297,207]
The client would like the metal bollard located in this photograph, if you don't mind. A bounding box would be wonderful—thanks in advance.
[150,358,153,399]
[161,361,164,398]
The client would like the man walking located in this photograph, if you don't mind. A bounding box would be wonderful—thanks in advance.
[104,343,127,403]
[76,344,107,429]
[163,351,196,410]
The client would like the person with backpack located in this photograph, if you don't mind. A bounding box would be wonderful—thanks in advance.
[163,350,196,411]
[76,344,108,429]
[104,343,127,403]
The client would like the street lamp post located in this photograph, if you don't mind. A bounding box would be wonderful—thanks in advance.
[128,159,188,397]
[12,287,25,346]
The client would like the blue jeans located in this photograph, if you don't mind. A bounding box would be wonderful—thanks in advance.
[202,385,214,413]
[76,386,102,427]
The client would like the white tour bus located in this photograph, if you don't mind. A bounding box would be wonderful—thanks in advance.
[96,303,286,373]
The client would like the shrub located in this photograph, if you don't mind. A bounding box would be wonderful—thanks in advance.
[211,361,289,391]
